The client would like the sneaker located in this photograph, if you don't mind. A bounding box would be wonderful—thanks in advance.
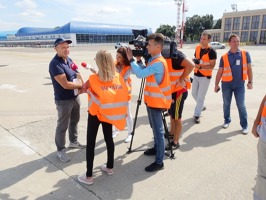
[164,133,174,139]
[112,130,119,138]
[101,164,113,175]
[124,134,132,143]
[144,147,156,156]
[222,123,229,129]
[242,128,248,135]
[202,106,207,111]
[68,141,86,149]
[165,141,180,150]
[194,116,200,124]
[77,174,93,185]
[145,162,164,172]
[57,149,71,162]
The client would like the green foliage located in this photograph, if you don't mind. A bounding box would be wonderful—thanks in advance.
[185,14,216,42]
[213,19,222,29]
[155,24,176,39]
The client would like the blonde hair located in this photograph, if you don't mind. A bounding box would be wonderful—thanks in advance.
[95,50,116,82]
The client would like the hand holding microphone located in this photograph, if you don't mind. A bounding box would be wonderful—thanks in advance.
[81,62,96,74]
[71,63,79,72]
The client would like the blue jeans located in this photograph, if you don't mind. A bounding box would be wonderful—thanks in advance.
[146,106,165,164]
[222,82,247,129]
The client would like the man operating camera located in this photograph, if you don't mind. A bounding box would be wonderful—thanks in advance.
[126,33,172,172]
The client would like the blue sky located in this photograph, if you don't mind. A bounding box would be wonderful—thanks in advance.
[0,0,266,32]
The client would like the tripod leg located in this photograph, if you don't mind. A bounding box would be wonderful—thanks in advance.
[127,78,145,153]
[162,111,175,159]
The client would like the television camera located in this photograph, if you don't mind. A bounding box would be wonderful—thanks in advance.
[128,29,179,62]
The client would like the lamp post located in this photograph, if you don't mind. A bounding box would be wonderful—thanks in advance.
[174,0,182,45]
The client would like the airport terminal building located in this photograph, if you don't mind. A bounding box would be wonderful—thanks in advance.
[207,8,266,44]
[0,21,152,47]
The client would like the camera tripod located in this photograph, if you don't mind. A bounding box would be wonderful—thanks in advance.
[127,78,175,159]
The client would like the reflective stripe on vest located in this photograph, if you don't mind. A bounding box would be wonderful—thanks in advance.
[87,73,128,130]
[221,50,248,82]
[166,58,191,92]
[144,56,172,109]
[194,45,213,76]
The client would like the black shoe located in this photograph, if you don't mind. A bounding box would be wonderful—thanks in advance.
[145,162,164,172]
[202,106,207,111]
[194,116,200,124]
[165,141,180,150]
[144,147,156,156]
[164,133,174,139]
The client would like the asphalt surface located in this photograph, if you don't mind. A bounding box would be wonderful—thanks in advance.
[0,44,265,200]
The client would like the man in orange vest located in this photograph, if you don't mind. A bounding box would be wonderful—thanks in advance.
[214,34,253,134]
[165,51,194,150]
[126,33,171,172]
[192,31,217,124]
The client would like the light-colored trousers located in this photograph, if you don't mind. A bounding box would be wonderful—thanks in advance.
[191,75,211,117]
[253,139,266,200]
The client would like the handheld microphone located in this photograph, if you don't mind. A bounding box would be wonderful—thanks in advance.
[71,63,79,72]
[81,62,96,73]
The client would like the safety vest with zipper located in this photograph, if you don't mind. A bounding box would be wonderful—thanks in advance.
[144,56,172,109]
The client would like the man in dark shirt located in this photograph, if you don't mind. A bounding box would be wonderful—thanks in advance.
[191,31,217,124]
[166,50,194,149]
[49,37,86,162]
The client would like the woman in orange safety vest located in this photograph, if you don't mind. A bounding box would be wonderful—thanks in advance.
[112,47,133,143]
[78,50,129,185]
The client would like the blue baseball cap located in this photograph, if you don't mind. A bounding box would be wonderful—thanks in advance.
[54,37,72,47]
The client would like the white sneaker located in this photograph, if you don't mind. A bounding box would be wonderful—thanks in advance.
[57,149,70,162]
[222,123,229,129]
[242,128,248,135]
[112,130,119,138]
[124,134,132,143]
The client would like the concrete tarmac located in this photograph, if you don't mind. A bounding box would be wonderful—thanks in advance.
[0,44,265,200]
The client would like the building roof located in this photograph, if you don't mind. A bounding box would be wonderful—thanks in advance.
[16,21,152,36]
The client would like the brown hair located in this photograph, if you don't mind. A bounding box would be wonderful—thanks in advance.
[201,31,212,40]
[228,33,239,42]
[116,47,130,66]
[95,50,115,82]
[147,33,164,47]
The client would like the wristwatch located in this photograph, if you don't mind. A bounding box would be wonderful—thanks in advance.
[248,81,253,84]
[129,58,135,63]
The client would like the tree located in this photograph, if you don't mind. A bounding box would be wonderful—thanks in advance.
[213,19,222,29]
[185,14,214,42]
[156,24,176,39]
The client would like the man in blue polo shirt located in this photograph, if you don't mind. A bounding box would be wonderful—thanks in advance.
[214,33,253,135]
[49,37,86,162]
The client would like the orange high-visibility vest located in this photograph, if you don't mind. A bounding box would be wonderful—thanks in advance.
[221,50,248,82]
[259,101,266,126]
[194,45,213,76]
[119,65,132,100]
[87,72,129,130]
[144,56,172,109]
[166,58,191,93]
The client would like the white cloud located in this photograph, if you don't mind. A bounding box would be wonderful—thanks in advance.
[0,2,6,9]
[18,10,45,17]
[97,7,119,15]
[15,0,37,9]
